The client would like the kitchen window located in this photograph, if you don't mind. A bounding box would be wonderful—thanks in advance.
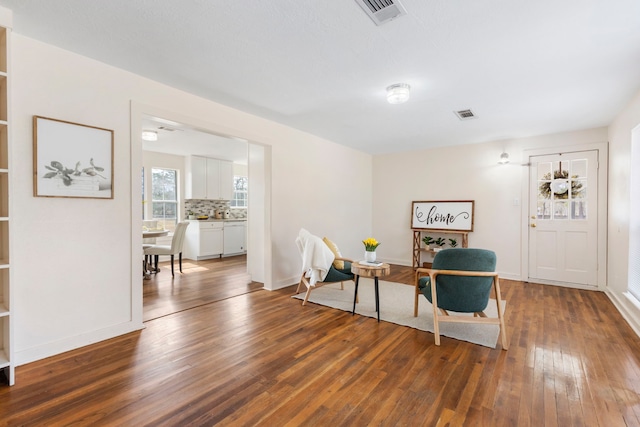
[231,175,248,208]
[151,167,178,231]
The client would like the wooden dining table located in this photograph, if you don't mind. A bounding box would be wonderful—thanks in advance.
[143,229,169,239]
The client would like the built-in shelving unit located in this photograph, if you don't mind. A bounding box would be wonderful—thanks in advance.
[412,229,469,269]
[0,11,13,385]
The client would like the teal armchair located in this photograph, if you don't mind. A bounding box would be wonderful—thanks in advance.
[414,248,508,349]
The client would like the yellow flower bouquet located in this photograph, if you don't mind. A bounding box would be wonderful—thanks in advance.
[363,237,380,252]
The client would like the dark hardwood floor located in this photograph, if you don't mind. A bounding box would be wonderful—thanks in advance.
[1,260,640,426]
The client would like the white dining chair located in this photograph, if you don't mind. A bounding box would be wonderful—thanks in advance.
[144,222,190,277]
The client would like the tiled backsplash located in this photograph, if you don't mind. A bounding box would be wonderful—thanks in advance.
[184,199,247,219]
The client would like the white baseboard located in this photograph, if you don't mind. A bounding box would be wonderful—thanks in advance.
[379,257,411,267]
[270,275,299,290]
[606,290,640,338]
[497,272,524,281]
[15,321,145,367]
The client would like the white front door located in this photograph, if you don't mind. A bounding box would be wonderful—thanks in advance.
[528,150,598,287]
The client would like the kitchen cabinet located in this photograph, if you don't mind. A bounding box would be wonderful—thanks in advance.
[186,156,206,199]
[183,221,223,260]
[207,158,232,200]
[185,156,233,200]
[223,221,246,255]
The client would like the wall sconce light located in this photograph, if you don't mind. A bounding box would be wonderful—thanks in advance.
[498,152,510,164]
[386,83,411,104]
[141,130,158,141]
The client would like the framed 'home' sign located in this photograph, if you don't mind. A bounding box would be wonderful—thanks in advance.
[411,200,474,232]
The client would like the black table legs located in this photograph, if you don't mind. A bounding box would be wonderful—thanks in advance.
[374,276,380,322]
[352,275,360,315]
[352,275,381,322]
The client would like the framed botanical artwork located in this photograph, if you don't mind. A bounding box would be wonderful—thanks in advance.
[411,200,474,232]
[33,116,114,199]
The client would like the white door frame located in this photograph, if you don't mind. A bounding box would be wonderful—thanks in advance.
[130,101,273,326]
[520,141,608,290]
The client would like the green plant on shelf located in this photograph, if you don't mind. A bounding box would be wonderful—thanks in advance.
[449,238,458,248]
[422,235,434,248]
[434,237,446,248]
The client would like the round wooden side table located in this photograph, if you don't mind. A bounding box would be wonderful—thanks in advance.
[351,261,391,322]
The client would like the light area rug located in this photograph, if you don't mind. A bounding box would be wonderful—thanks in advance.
[292,278,504,349]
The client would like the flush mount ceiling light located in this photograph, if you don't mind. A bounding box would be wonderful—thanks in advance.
[499,152,510,164]
[141,130,158,141]
[386,83,411,104]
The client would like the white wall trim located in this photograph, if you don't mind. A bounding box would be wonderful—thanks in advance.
[16,321,144,367]
[273,275,300,291]
[248,142,272,288]
[380,256,411,267]
[606,291,640,338]
[130,101,273,290]
[130,102,145,327]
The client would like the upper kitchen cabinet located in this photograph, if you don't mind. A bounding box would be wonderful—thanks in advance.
[185,156,233,200]
[209,159,233,200]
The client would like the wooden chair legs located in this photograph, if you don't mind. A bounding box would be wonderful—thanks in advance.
[295,274,355,306]
[414,269,508,350]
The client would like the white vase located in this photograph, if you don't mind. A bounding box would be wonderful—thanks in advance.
[365,250,376,262]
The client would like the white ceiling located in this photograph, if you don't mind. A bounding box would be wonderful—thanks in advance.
[2,0,640,155]
[141,116,249,164]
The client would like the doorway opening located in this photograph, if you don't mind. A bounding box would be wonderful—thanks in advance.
[131,103,272,324]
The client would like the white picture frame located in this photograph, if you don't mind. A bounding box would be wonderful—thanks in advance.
[411,200,474,232]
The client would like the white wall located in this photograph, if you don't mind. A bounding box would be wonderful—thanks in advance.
[11,34,372,365]
[372,127,608,281]
[606,88,640,335]
[233,163,248,177]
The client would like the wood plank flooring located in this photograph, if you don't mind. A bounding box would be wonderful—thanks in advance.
[143,255,262,321]
[1,261,640,426]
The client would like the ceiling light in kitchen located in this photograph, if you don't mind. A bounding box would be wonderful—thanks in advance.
[141,130,158,141]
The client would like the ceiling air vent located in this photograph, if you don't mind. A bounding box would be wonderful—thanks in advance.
[454,109,477,120]
[355,0,407,26]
